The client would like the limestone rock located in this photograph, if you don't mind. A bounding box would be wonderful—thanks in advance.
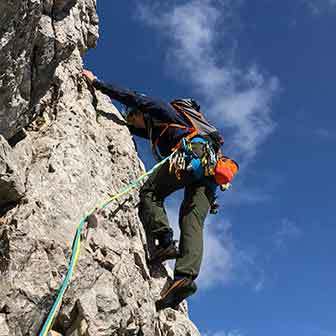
[0,135,26,208]
[0,1,201,335]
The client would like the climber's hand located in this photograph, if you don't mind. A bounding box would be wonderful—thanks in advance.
[83,69,96,84]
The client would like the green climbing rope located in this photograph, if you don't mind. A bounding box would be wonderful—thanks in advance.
[39,154,171,336]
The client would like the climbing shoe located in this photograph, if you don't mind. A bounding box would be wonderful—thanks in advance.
[150,241,180,264]
[155,277,197,311]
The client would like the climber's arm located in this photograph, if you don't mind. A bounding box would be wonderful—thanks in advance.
[93,80,150,138]
[83,70,178,123]
[83,69,145,107]
[92,79,147,108]
[127,125,149,139]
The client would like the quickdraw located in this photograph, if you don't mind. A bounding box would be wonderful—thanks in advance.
[201,142,218,177]
[168,137,239,195]
[169,137,217,180]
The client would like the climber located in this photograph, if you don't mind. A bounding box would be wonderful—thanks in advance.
[82,69,238,311]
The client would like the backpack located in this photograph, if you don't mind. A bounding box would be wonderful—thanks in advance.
[150,98,223,158]
[150,99,239,187]
[170,99,224,151]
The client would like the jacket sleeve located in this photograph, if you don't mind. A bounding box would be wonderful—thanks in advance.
[92,79,179,123]
[92,79,148,108]
[127,125,149,139]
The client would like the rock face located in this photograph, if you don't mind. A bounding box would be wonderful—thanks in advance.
[0,1,201,336]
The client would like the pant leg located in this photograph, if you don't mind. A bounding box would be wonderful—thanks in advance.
[139,159,189,237]
[175,183,214,279]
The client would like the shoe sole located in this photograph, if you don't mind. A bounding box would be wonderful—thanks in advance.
[155,280,197,311]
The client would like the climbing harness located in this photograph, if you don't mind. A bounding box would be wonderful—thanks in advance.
[168,136,236,186]
[38,154,172,336]
[168,136,239,216]
[169,137,205,180]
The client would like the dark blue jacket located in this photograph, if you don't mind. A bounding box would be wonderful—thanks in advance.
[93,80,192,157]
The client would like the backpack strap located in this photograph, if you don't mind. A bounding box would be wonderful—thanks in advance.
[147,119,191,160]
[153,122,192,155]
[147,102,204,159]
[169,102,202,150]
[171,102,199,131]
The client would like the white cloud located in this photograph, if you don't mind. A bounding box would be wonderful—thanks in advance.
[273,218,302,250]
[137,0,279,161]
[302,0,336,15]
[253,275,265,292]
[315,128,336,141]
[313,327,336,336]
[199,219,235,287]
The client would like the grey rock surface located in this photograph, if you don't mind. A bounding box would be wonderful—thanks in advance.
[0,135,26,208]
[0,1,201,335]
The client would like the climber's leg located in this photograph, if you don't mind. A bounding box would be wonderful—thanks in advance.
[174,184,213,278]
[139,159,190,260]
[155,184,213,310]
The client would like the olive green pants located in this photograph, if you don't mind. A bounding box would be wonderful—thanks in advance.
[139,158,214,279]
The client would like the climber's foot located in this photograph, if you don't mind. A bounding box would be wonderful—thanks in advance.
[150,241,180,264]
[155,277,197,311]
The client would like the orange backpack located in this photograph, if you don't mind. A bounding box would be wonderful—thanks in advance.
[214,156,239,186]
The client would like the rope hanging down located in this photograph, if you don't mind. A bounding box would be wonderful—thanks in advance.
[38,154,172,336]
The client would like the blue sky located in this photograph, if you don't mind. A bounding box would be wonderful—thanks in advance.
[85,1,336,335]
